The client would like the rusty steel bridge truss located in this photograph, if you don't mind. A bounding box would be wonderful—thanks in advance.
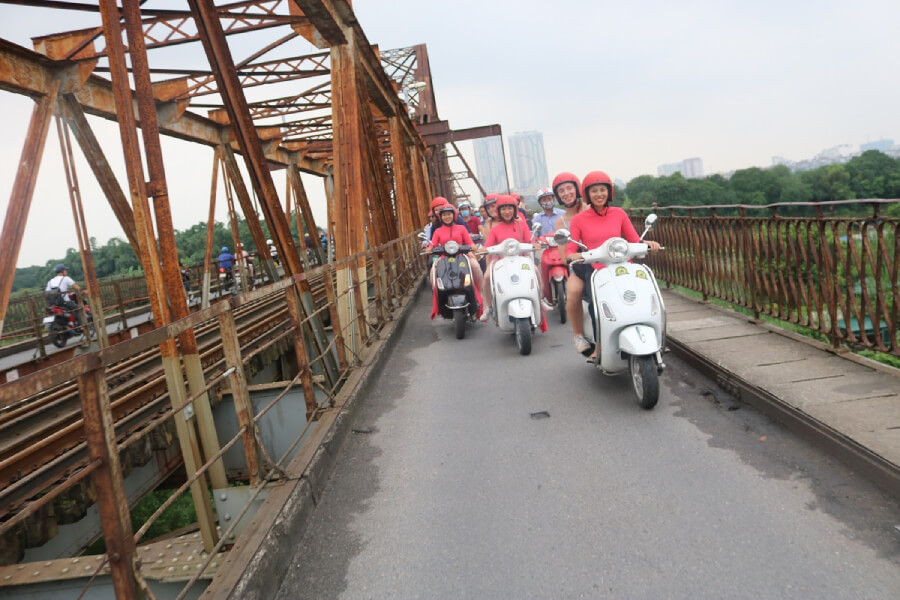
[0,1,503,598]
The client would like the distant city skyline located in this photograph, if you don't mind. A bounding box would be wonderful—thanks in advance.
[472,137,509,198]
[508,131,549,199]
[657,157,704,179]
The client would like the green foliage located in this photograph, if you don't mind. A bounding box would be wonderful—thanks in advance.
[84,487,206,554]
[11,213,326,293]
[623,150,900,212]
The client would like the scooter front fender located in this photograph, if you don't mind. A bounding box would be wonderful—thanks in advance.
[618,325,660,356]
[506,298,535,320]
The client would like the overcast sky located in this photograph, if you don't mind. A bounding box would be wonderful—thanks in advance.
[1,0,898,268]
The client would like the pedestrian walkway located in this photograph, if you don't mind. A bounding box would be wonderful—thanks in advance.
[662,289,900,495]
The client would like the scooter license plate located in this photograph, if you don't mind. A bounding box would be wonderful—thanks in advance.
[43,316,55,324]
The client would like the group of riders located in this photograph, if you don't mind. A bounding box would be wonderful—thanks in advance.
[424,170,661,357]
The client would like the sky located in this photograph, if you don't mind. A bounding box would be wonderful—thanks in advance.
[1,0,899,268]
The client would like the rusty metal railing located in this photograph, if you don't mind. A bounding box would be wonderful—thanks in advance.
[0,233,426,597]
[631,199,900,357]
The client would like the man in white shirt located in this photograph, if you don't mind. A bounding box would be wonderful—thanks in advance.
[45,264,82,324]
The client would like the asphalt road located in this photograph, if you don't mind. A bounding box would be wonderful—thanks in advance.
[276,288,900,599]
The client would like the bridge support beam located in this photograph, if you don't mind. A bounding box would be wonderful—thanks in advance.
[0,78,58,340]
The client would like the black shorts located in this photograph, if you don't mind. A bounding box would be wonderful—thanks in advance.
[569,263,596,303]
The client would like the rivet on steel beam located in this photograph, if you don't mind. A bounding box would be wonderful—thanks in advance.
[32,571,40,577]
[84,565,92,571]
[219,493,227,500]
[71,559,80,563]
[168,567,175,573]
[4,575,12,580]
[110,553,121,563]
[224,513,231,521]
[61,568,70,574]
[44,562,52,567]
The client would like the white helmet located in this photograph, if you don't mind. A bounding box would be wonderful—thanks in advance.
[537,187,555,208]
[266,239,273,245]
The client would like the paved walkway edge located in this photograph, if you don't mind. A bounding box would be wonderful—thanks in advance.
[204,279,427,600]
[663,289,900,500]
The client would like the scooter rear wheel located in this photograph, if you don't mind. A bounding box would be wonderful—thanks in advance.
[554,279,567,324]
[454,310,466,339]
[515,317,531,355]
[50,323,68,348]
[629,354,659,410]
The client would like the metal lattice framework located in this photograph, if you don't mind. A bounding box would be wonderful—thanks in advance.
[0,1,465,597]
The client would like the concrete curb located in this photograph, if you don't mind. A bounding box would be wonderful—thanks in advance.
[205,279,426,600]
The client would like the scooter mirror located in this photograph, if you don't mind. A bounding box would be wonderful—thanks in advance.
[553,229,571,245]
[532,222,542,235]
[644,214,658,231]
[417,231,427,241]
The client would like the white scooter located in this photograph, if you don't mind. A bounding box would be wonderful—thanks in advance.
[484,234,542,355]
[555,214,666,409]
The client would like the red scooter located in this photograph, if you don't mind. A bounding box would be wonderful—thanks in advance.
[538,234,568,324]
[43,296,92,348]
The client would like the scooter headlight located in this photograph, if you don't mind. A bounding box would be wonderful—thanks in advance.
[444,240,460,256]
[607,239,629,262]
[464,274,471,287]
[436,278,444,290]
[650,293,659,316]
[503,238,520,256]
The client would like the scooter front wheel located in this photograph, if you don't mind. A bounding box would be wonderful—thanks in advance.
[515,317,531,355]
[454,310,466,339]
[629,354,659,410]
[554,279,567,324]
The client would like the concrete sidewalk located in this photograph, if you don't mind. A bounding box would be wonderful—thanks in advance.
[661,289,900,496]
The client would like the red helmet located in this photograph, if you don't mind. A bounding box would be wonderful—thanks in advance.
[431,196,449,212]
[581,171,614,211]
[482,193,500,214]
[437,203,458,224]
[552,172,582,207]
[496,194,519,222]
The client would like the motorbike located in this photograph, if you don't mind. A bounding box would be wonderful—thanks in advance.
[427,240,480,339]
[218,265,234,291]
[43,295,92,349]
[483,235,542,355]
[537,231,569,323]
[555,214,666,409]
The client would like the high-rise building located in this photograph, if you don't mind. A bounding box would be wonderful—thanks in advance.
[508,131,549,198]
[473,137,509,199]
[657,157,704,179]
[860,139,894,153]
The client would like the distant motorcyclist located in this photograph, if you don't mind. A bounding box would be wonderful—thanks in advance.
[265,239,279,266]
[458,201,482,235]
[218,247,234,270]
[45,264,82,326]
[532,187,564,235]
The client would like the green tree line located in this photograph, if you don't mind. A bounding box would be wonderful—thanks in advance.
[12,215,321,295]
[623,150,900,215]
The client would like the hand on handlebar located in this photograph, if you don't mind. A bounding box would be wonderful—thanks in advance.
[646,240,662,252]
